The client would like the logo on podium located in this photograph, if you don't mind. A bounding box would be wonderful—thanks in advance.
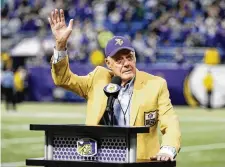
[77,138,97,157]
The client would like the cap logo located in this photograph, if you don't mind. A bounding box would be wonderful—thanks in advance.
[115,38,123,46]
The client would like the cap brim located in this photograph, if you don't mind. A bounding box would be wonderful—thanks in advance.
[108,47,135,57]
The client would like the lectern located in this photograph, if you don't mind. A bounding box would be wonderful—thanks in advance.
[26,124,176,167]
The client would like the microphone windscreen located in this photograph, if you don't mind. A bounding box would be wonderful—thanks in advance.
[111,76,122,85]
[103,76,122,97]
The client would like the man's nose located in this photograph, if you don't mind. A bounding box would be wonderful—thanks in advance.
[123,59,130,66]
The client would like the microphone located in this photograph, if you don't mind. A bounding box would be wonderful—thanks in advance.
[100,76,122,125]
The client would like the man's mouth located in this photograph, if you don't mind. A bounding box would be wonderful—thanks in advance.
[123,70,131,74]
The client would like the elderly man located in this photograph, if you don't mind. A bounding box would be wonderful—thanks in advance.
[49,9,181,161]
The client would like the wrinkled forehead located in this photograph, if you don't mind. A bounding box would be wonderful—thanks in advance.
[112,49,134,59]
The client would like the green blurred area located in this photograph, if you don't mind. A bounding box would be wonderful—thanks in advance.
[1,103,225,167]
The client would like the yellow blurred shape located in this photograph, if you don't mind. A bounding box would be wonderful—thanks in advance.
[14,70,24,92]
[97,31,114,49]
[1,52,12,69]
[203,72,214,91]
[90,50,105,66]
[1,53,10,61]
[183,76,199,107]
[204,48,220,65]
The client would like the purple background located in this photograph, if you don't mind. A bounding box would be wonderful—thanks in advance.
[26,63,192,105]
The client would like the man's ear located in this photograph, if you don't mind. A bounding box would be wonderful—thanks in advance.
[105,58,111,69]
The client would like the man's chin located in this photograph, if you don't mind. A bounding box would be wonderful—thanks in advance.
[122,73,134,81]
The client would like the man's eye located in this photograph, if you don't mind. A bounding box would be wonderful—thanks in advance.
[127,56,132,60]
[116,59,122,63]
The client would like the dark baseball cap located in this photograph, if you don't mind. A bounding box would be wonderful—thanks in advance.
[104,36,135,57]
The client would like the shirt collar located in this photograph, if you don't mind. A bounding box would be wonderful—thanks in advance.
[123,77,135,90]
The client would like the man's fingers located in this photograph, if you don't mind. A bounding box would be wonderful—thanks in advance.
[150,156,157,160]
[68,19,74,30]
[151,154,174,161]
[60,9,65,24]
[160,156,165,161]
[48,17,54,28]
[51,11,56,24]
[169,156,174,161]
[164,156,170,161]
[55,9,60,23]
[157,155,161,161]
[161,156,167,161]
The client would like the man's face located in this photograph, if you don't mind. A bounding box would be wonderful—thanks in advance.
[106,49,136,85]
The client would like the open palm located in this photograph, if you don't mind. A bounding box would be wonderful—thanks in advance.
[48,9,73,45]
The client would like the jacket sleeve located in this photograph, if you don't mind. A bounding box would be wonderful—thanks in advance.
[51,56,97,99]
[157,79,181,153]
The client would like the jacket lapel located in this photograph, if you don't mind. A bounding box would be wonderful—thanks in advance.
[97,71,113,124]
[97,94,108,124]
[130,69,144,126]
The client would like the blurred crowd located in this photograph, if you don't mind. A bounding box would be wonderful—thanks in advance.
[1,0,224,106]
[1,0,225,65]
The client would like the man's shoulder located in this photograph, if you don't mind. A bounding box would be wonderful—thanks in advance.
[92,66,113,78]
[138,70,166,83]
[94,66,111,73]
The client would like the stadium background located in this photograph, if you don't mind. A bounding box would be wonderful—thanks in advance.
[1,0,225,167]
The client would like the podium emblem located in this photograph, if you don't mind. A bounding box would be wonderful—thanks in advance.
[77,138,97,157]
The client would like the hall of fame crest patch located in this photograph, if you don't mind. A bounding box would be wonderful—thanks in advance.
[144,111,158,127]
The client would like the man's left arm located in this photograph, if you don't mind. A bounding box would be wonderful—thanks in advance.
[152,79,181,161]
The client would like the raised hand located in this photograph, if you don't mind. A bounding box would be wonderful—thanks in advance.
[48,9,73,50]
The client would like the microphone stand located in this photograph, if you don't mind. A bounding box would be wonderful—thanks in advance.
[110,100,114,126]
[105,97,115,126]
[99,97,116,126]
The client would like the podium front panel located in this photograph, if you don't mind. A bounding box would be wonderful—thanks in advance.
[45,131,137,163]
[52,135,127,162]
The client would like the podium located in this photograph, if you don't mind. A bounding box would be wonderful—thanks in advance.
[26,124,176,167]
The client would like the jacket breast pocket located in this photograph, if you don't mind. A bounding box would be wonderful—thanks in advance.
[143,110,158,127]
[137,104,158,127]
